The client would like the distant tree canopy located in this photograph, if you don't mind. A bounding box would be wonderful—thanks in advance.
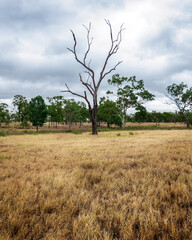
[47,96,65,127]
[107,74,155,128]
[63,99,82,130]
[134,105,147,123]
[98,97,122,127]
[0,103,10,123]
[167,82,192,128]
[1,81,192,131]
[28,96,48,132]
[13,95,29,122]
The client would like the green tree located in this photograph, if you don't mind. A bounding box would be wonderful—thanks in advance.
[134,105,147,123]
[13,95,29,122]
[150,111,163,125]
[0,103,10,123]
[166,82,192,128]
[107,74,155,128]
[64,99,81,130]
[28,96,48,132]
[78,101,90,127]
[47,96,65,128]
[98,97,122,127]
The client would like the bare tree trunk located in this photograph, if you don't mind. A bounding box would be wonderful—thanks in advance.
[183,112,190,128]
[122,113,125,129]
[90,105,98,135]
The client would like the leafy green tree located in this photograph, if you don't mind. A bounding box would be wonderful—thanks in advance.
[98,97,122,127]
[126,114,135,123]
[0,103,10,123]
[161,112,177,123]
[188,112,192,125]
[47,96,65,128]
[64,99,82,130]
[13,95,29,122]
[107,74,155,128]
[134,105,147,123]
[166,82,192,128]
[78,101,90,127]
[28,96,48,132]
[151,111,163,124]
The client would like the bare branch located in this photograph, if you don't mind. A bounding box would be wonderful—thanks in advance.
[105,19,114,50]
[61,84,92,110]
[67,30,77,54]
[84,91,92,111]
[67,27,96,88]
[99,20,124,87]
[79,74,94,96]
[83,23,93,65]
[61,84,85,99]
[102,61,122,80]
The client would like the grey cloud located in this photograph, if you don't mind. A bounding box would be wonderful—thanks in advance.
[75,0,125,9]
[0,0,70,30]
[0,0,192,113]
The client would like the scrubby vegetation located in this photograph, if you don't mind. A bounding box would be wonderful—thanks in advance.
[0,130,191,239]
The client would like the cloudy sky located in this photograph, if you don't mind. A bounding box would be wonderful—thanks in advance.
[0,0,192,112]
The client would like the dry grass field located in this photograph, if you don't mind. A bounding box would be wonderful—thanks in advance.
[0,130,192,240]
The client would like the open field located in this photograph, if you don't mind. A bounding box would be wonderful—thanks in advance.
[0,130,192,239]
[0,122,189,136]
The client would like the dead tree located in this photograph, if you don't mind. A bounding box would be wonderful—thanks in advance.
[62,20,124,135]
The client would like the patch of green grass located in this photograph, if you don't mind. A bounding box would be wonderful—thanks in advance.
[0,155,11,162]
[0,131,6,137]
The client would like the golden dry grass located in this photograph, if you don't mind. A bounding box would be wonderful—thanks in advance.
[0,130,192,240]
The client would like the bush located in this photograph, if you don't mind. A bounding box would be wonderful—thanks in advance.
[0,131,6,136]
[71,129,83,134]
[18,121,31,129]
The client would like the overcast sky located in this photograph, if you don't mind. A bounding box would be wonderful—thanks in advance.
[0,0,192,112]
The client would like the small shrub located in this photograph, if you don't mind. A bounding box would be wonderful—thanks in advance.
[129,132,134,135]
[0,131,6,136]
[18,121,30,129]
[116,133,121,137]
[71,129,83,134]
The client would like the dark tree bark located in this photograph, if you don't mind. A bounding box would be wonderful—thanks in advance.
[90,105,98,134]
[182,112,190,128]
[62,20,124,135]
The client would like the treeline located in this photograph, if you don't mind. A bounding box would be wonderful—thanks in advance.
[128,110,192,124]
[0,95,90,132]
[1,75,192,131]
[0,94,191,131]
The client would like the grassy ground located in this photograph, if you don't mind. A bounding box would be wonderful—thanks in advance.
[0,122,189,136]
[0,130,192,239]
